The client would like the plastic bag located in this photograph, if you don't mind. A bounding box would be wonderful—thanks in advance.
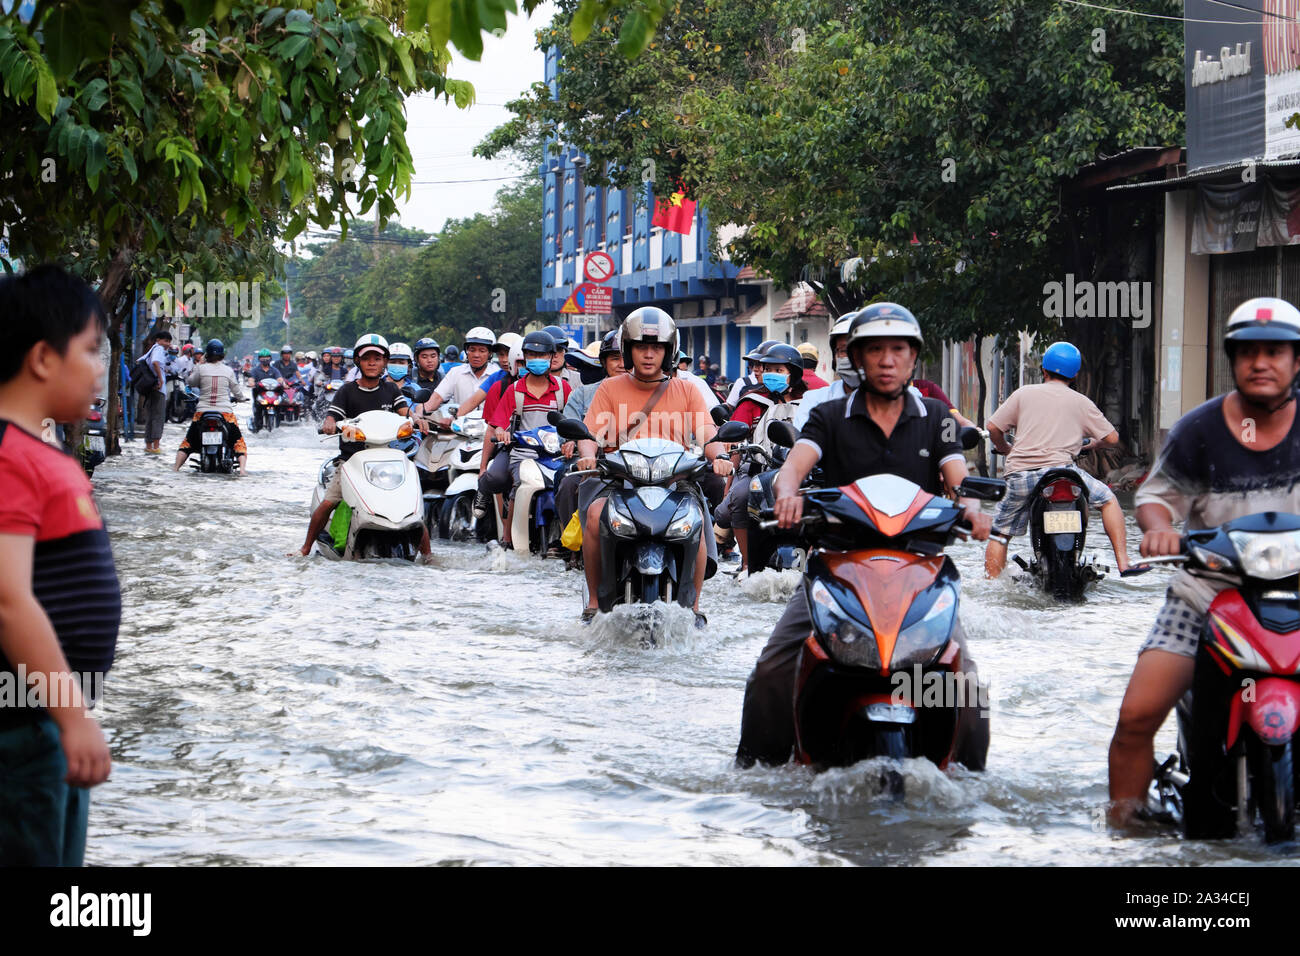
[561,510,583,551]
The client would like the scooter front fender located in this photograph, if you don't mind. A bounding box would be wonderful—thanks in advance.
[1233,676,1300,748]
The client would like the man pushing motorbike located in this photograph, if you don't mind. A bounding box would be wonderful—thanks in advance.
[734,303,992,768]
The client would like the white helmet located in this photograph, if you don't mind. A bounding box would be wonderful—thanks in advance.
[306,350,318,360]
[507,341,525,373]
[620,306,678,375]
[464,327,496,348]
[389,342,414,362]
[829,312,857,347]
[1225,297,1300,348]
[353,333,390,361]
[830,312,861,389]
[496,332,523,354]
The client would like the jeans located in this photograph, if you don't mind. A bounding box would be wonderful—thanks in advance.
[0,716,89,866]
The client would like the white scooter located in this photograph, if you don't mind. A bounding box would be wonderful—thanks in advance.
[311,410,425,560]
[438,410,504,542]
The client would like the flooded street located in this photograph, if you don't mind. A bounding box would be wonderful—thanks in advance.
[85,421,1288,865]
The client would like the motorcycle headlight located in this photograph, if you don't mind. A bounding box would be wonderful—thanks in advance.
[1229,530,1300,580]
[808,579,880,669]
[621,451,650,482]
[364,461,406,490]
[891,585,956,669]
[521,434,539,447]
[541,430,561,455]
[665,500,701,540]
[607,497,638,537]
[650,452,681,482]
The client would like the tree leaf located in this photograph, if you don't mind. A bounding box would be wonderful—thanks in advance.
[43,4,84,79]
[35,59,57,122]
[572,0,600,46]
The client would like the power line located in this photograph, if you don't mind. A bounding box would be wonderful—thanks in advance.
[1058,0,1297,23]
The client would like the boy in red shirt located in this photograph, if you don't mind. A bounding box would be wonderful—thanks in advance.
[480,332,572,548]
[0,266,120,865]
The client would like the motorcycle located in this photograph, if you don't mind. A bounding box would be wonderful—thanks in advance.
[437,410,501,543]
[192,411,239,474]
[165,373,198,423]
[554,416,741,611]
[502,423,564,555]
[310,410,425,560]
[1008,438,1107,599]
[79,398,107,477]
[756,470,1006,777]
[281,380,305,423]
[251,378,284,433]
[1128,512,1300,843]
[313,379,344,422]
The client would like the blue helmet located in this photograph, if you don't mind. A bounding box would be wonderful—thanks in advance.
[1041,341,1082,379]
[205,338,225,361]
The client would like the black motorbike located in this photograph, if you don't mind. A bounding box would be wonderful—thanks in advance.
[79,399,107,477]
[192,411,238,474]
[555,416,744,612]
[1008,438,1106,600]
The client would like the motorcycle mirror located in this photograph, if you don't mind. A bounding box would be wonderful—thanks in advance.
[555,418,594,443]
[546,410,564,427]
[955,476,1007,501]
[715,420,752,444]
[766,420,797,449]
[412,388,432,405]
[709,405,730,427]
[959,426,983,450]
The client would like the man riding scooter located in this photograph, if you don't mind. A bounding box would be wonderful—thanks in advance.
[575,308,734,626]
[734,303,993,768]
[172,338,248,475]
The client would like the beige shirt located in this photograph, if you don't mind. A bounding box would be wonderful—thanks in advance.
[987,380,1114,472]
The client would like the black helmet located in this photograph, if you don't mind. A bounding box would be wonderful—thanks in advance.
[598,329,621,359]
[444,345,460,361]
[745,339,780,364]
[413,337,440,357]
[761,343,804,377]
[522,330,556,354]
[541,325,569,351]
[205,338,225,361]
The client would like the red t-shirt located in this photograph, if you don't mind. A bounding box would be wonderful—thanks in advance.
[802,369,830,390]
[913,378,954,406]
[487,375,573,431]
[0,421,121,696]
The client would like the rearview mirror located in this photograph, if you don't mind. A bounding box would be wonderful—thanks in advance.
[710,404,731,427]
[555,418,594,443]
[715,420,751,444]
[959,426,983,450]
[766,420,797,449]
[546,410,564,427]
[412,388,432,405]
[956,476,1006,501]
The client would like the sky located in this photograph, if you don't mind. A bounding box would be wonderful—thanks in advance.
[391,3,558,236]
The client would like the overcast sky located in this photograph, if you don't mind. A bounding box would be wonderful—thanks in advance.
[392,3,558,235]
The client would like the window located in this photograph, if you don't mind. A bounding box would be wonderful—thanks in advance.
[624,186,634,237]
[574,162,585,248]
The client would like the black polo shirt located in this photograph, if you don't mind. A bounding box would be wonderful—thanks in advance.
[798,388,965,493]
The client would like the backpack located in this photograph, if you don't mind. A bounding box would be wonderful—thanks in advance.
[129,352,159,391]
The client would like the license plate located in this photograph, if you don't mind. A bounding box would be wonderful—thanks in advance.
[88,436,105,453]
[201,431,224,445]
[1043,510,1082,534]
[865,702,916,724]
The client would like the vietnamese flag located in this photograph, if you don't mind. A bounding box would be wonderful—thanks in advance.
[652,187,696,235]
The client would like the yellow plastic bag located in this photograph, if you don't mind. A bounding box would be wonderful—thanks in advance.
[561,510,583,551]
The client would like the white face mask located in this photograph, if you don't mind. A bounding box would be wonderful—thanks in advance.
[835,355,861,388]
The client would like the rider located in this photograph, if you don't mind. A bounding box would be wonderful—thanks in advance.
[415,328,496,423]
[1107,296,1300,826]
[796,343,830,389]
[274,346,300,386]
[295,334,428,558]
[576,307,734,625]
[734,303,993,767]
[557,330,625,533]
[316,347,347,384]
[412,338,443,391]
[715,343,807,575]
[541,325,583,390]
[173,343,196,381]
[794,313,857,430]
[726,340,780,406]
[440,344,461,378]
[247,348,276,384]
[173,339,248,475]
[386,342,415,395]
[982,341,1130,577]
[479,331,573,549]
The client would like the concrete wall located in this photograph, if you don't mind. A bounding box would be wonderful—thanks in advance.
[1157,190,1210,443]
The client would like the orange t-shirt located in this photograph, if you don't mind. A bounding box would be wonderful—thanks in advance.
[584,374,712,449]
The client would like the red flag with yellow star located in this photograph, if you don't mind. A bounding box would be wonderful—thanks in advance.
[652,186,696,235]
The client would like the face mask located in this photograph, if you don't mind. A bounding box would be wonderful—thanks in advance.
[763,372,789,394]
[526,358,550,376]
[835,355,862,388]
[387,363,408,381]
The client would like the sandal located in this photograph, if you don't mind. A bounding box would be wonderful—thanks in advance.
[694,612,708,630]
[580,607,598,624]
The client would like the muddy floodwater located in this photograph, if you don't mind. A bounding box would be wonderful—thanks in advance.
[84,422,1293,864]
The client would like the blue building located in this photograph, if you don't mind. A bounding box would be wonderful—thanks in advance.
[535,46,769,381]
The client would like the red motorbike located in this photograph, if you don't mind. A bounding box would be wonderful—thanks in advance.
[760,471,1006,781]
[1130,512,1300,842]
[251,377,283,433]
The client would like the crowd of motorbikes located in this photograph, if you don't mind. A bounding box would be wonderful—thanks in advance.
[77,334,1300,850]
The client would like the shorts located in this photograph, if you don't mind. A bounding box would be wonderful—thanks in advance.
[321,466,344,505]
[1137,590,1204,659]
[0,715,89,866]
[179,412,246,455]
[991,466,1115,537]
[714,474,752,530]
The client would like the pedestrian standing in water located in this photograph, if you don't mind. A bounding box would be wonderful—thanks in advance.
[138,328,170,453]
[0,266,122,865]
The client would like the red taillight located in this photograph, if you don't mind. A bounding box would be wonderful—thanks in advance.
[87,412,102,422]
[1042,480,1081,502]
